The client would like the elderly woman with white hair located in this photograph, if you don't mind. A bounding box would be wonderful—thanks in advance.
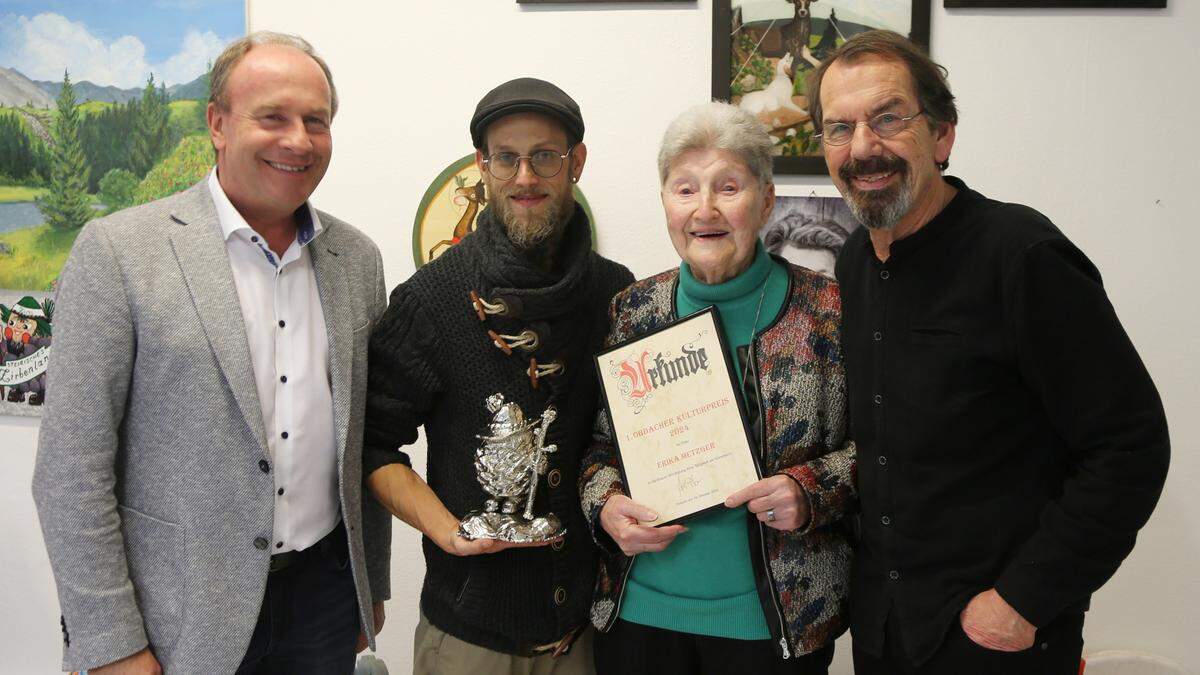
[579,102,856,674]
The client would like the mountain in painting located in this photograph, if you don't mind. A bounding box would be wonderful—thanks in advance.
[0,68,56,108]
[32,73,208,104]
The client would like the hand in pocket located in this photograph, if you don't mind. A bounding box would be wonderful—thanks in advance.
[959,589,1036,652]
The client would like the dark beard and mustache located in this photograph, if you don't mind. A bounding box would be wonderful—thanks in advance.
[838,155,915,231]
[491,188,572,250]
[4,338,26,357]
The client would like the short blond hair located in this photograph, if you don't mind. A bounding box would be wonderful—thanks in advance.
[208,31,338,117]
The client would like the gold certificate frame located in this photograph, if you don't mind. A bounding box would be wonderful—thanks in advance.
[595,307,761,526]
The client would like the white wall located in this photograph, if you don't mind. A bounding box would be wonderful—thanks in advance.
[3,1,1197,673]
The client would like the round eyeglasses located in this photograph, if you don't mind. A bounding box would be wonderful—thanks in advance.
[816,111,925,146]
[482,147,573,181]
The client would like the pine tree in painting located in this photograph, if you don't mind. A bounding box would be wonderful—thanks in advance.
[37,71,93,230]
[132,74,171,177]
[0,113,38,182]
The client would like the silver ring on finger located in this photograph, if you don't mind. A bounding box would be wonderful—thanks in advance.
[766,508,776,523]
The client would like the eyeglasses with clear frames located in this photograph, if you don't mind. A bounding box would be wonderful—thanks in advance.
[815,111,925,146]
[482,147,573,181]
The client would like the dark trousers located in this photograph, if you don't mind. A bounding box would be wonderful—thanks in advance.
[235,522,361,675]
[594,618,834,675]
[853,610,1085,675]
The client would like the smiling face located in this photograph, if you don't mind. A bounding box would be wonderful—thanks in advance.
[208,43,333,228]
[819,55,954,233]
[4,313,35,344]
[662,147,774,284]
[5,312,31,338]
[476,112,585,250]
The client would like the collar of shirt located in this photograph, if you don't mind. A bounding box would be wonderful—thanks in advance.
[207,168,322,268]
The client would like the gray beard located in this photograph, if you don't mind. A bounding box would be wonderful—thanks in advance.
[495,196,569,250]
[845,176,915,231]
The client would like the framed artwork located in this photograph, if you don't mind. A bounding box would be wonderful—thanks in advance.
[761,194,859,277]
[0,0,244,416]
[945,1,1164,7]
[713,0,931,175]
[412,154,596,269]
[595,308,762,526]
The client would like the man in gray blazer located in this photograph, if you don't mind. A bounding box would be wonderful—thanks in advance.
[31,32,390,674]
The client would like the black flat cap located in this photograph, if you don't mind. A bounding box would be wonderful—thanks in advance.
[470,77,584,150]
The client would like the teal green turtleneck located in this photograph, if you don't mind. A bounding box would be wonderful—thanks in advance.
[618,242,789,640]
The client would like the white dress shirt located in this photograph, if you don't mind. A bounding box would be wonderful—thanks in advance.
[207,170,339,554]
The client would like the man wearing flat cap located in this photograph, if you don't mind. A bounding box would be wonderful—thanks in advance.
[363,78,633,674]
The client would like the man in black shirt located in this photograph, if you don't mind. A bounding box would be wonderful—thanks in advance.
[807,31,1170,674]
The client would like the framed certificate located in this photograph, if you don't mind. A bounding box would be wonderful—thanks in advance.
[595,308,762,526]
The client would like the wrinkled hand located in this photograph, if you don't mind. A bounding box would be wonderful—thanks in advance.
[725,475,810,531]
[356,601,386,653]
[959,589,1036,652]
[600,494,686,556]
[90,648,161,675]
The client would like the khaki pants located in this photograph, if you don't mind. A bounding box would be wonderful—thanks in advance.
[414,614,595,675]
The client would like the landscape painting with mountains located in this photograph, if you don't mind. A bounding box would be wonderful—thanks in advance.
[0,1,244,295]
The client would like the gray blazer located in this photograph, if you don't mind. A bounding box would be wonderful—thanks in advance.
[31,181,392,674]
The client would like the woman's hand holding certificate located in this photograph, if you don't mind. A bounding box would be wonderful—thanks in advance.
[725,475,811,531]
[601,472,811,558]
[599,494,688,556]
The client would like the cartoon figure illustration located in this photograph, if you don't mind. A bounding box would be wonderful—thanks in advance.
[1,296,54,406]
[428,176,487,260]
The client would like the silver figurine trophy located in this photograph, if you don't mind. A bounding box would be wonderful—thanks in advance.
[458,393,566,543]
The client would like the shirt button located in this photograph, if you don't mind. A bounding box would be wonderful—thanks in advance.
[254,537,269,550]
[280,375,288,383]
[275,541,283,549]
[554,587,567,606]
[880,270,890,280]
[259,459,270,473]
[547,469,562,488]
[881,515,891,526]
[873,331,883,341]
[278,320,286,328]
[281,431,289,440]
[888,570,900,581]
[277,487,285,496]
[878,456,888,466]
[251,235,259,243]
[873,394,883,405]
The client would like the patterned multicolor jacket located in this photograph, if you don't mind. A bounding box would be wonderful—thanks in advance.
[579,262,857,660]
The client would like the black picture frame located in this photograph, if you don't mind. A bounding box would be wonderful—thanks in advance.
[945,1,1163,7]
[713,1,932,175]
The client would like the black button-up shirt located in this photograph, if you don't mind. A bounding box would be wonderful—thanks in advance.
[836,177,1169,664]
